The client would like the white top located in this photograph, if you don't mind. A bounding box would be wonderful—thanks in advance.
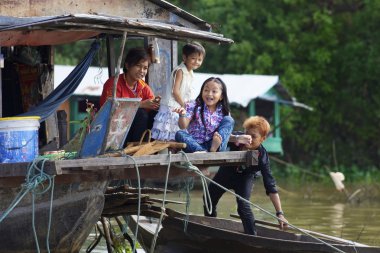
[161,62,194,108]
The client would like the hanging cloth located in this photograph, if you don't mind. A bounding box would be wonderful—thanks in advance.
[17,40,100,122]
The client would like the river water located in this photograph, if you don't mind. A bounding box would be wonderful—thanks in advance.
[81,179,380,252]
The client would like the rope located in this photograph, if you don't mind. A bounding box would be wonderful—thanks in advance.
[149,151,172,253]
[174,152,212,215]
[176,151,348,253]
[0,158,55,253]
[120,154,141,253]
[183,175,194,232]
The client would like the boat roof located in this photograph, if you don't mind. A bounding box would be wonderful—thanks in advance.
[147,0,211,30]
[0,13,233,46]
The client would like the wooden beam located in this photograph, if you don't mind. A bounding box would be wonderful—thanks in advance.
[0,151,258,179]
[0,161,57,177]
[54,151,257,171]
[106,35,115,78]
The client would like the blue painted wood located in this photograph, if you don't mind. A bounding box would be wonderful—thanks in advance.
[79,98,140,158]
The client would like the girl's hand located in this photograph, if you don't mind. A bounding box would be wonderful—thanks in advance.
[173,107,186,117]
[173,107,189,129]
[154,95,161,103]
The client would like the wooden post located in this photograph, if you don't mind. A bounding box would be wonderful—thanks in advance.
[147,37,174,97]
[44,45,59,146]
[106,35,116,78]
[0,47,2,118]
[274,101,280,138]
[57,110,68,148]
[101,217,114,253]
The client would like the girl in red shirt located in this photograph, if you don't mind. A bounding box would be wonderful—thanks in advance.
[100,47,160,143]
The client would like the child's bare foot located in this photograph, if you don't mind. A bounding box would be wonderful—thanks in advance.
[210,132,222,152]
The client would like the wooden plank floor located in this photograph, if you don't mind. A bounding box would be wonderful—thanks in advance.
[0,151,258,180]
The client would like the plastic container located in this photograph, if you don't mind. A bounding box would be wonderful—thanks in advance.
[0,116,40,163]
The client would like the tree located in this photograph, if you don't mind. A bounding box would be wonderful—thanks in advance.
[172,0,380,169]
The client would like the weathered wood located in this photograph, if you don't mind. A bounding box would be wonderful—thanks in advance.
[0,161,58,177]
[0,179,108,253]
[103,209,163,219]
[56,151,257,171]
[102,203,152,215]
[229,213,368,246]
[100,217,113,253]
[104,194,150,209]
[0,0,167,20]
[131,209,378,253]
[148,37,173,99]
[106,185,172,195]
[149,198,186,205]
[0,151,257,179]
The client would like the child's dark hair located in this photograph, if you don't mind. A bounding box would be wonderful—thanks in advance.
[123,47,150,73]
[182,42,206,57]
[193,77,230,127]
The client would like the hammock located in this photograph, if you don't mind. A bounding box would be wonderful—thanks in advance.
[18,40,100,122]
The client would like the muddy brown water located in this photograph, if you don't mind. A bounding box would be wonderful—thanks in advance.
[81,180,380,252]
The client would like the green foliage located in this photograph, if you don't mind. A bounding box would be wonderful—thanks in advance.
[181,0,380,171]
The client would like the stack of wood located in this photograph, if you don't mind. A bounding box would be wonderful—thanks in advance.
[86,184,183,253]
[102,184,183,218]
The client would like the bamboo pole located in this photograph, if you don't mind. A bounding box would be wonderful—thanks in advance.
[112,32,127,99]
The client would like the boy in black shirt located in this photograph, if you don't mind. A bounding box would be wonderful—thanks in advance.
[204,116,288,235]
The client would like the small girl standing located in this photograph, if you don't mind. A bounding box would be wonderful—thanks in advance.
[174,77,234,152]
[151,42,205,141]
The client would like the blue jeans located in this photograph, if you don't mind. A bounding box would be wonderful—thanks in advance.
[175,116,234,153]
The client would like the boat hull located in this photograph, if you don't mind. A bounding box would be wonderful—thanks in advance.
[0,179,107,253]
[130,210,380,253]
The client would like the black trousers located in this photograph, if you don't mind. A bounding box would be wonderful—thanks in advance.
[125,108,157,144]
[204,166,257,235]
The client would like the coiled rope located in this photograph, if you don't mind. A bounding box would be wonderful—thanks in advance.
[0,158,55,253]
[176,151,348,253]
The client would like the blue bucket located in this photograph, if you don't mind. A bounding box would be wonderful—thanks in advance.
[0,116,40,163]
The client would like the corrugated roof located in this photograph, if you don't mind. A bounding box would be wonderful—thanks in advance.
[148,0,211,30]
[193,73,280,107]
[193,73,312,110]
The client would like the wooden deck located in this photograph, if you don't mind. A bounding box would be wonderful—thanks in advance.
[0,151,258,185]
